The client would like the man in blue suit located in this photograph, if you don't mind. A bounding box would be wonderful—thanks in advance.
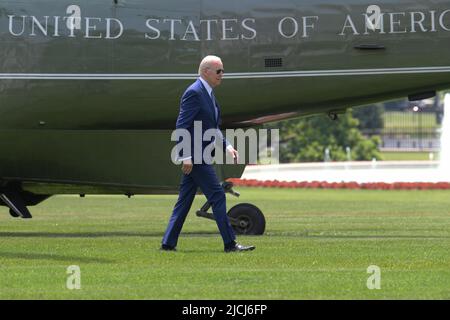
[161,55,255,253]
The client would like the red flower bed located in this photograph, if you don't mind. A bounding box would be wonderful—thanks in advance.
[226,178,450,190]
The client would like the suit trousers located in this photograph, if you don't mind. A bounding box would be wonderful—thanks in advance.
[162,164,236,248]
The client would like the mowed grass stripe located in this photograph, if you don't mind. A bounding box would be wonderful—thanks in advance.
[0,188,449,299]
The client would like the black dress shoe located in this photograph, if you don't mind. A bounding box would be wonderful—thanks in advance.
[224,243,255,253]
[160,244,177,251]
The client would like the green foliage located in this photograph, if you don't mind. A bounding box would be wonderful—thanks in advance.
[267,111,381,163]
[352,103,385,130]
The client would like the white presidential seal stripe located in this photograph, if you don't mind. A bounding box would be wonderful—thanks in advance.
[1,66,450,80]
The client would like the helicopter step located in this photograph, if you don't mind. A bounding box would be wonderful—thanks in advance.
[0,191,33,219]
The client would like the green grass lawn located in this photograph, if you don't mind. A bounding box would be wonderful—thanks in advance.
[381,151,439,161]
[383,112,439,130]
[0,188,449,299]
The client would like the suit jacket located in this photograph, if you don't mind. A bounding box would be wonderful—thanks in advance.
[175,78,229,164]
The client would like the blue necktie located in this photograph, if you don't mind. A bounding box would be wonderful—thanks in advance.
[210,91,218,123]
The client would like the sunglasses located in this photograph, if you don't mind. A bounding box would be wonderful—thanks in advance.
[215,69,225,74]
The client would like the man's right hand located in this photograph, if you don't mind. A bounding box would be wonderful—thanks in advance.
[182,159,193,175]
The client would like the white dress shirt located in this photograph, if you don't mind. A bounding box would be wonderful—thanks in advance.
[179,78,233,162]
[199,77,213,99]
[199,77,218,121]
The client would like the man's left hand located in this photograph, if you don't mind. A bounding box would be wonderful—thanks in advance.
[227,146,239,163]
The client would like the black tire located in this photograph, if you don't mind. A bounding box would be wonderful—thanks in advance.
[228,203,266,235]
[9,209,20,218]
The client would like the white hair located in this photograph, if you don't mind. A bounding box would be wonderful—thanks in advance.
[198,55,222,75]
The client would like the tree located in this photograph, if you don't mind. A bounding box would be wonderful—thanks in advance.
[265,111,381,163]
[352,103,384,131]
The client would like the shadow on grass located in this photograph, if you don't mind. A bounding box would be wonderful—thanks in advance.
[0,231,219,238]
[0,251,113,263]
[266,232,450,239]
[308,235,450,239]
[1,231,448,240]
[159,249,225,254]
